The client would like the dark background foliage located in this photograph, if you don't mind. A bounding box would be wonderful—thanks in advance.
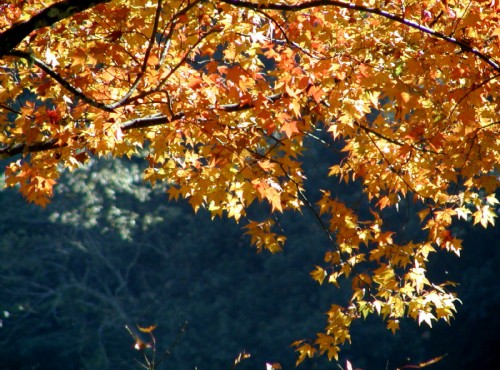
[0,143,499,370]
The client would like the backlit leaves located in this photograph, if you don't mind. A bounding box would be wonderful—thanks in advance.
[1,0,499,363]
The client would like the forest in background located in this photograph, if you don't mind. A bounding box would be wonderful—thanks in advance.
[1,138,498,370]
[2,1,500,368]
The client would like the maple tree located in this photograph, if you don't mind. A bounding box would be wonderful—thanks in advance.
[1,0,499,364]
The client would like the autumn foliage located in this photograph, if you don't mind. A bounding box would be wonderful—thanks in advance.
[1,0,499,363]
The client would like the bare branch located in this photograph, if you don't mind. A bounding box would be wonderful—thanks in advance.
[0,0,111,58]
[0,139,60,158]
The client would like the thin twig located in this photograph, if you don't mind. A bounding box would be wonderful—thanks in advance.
[221,0,500,72]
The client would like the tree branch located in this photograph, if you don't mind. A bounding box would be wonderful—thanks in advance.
[106,0,164,110]
[6,50,116,112]
[0,0,111,58]
[0,93,284,158]
[220,0,500,73]
[0,139,60,158]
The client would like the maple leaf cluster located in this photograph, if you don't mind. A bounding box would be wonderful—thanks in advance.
[1,0,499,362]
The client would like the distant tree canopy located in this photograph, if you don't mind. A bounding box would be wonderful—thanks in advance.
[1,0,499,362]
